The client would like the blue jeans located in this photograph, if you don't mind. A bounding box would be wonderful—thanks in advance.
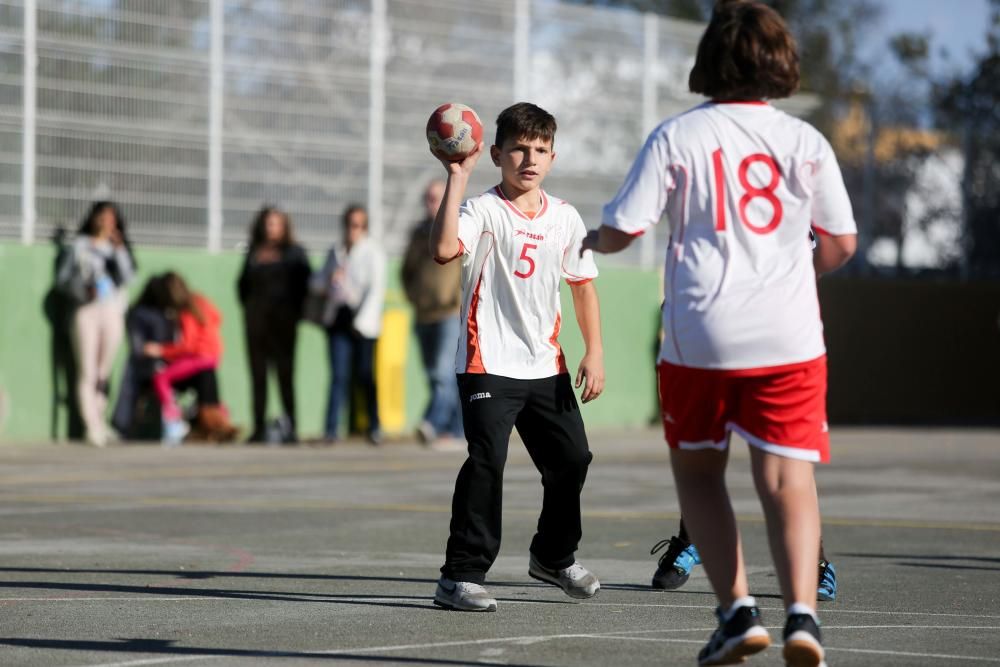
[325,331,379,438]
[415,317,463,438]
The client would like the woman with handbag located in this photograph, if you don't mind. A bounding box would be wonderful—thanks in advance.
[315,205,386,445]
[56,201,137,447]
[237,206,311,444]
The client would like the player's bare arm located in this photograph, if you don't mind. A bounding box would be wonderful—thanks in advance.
[813,232,857,277]
[569,280,604,403]
[429,142,485,262]
[581,225,637,256]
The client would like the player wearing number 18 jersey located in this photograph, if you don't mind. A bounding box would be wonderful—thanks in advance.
[429,103,605,614]
[584,3,856,666]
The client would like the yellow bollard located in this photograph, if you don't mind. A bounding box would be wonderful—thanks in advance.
[375,307,410,435]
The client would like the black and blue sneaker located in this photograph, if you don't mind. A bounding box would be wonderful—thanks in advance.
[651,536,702,590]
[782,613,826,667]
[817,559,837,602]
[698,604,771,666]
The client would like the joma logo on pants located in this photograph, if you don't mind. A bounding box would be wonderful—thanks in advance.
[469,392,492,402]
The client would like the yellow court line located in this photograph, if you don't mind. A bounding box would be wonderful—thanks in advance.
[1,492,999,533]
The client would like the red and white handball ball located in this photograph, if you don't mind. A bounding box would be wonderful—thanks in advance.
[426,103,484,162]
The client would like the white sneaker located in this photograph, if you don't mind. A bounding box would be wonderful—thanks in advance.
[528,553,600,599]
[433,577,497,612]
[416,421,436,445]
[161,419,189,448]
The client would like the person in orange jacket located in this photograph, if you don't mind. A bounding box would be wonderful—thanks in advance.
[144,272,234,445]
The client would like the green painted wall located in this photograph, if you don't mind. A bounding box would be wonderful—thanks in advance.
[0,242,662,443]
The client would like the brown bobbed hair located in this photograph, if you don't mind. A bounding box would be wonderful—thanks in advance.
[494,102,557,149]
[162,271,204,324]
[248,205,295,251]
[688,1,800,101]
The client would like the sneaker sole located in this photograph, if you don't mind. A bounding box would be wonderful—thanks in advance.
[816,590,836,602]
[651,569,690,590]
[432,596,497,612]
[700,629,771,666]
[783,635,825,667]
[528,569,599,600]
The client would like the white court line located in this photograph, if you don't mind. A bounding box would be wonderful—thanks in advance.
[72,659,206,667]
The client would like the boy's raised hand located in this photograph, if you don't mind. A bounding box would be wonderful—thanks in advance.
[435,142,485,178]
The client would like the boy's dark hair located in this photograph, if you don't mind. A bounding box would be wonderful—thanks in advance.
[494,102,557,149]
[688,1,800,101]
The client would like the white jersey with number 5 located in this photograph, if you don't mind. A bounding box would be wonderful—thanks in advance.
[602,101,857,371]
[454,186,598,379]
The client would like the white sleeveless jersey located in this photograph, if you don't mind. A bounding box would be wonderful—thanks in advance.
[602,101,857,370]
[455,186,599,379]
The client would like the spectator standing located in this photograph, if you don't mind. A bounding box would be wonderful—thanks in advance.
[237,206,311,443]
[315,205,386,445]
[401,180,464,446]
[56,201,136,447]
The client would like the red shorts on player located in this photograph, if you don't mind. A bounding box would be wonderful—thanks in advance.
[657,356,830,463]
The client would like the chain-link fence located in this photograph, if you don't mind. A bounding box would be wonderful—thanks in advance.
[0,0,816,264]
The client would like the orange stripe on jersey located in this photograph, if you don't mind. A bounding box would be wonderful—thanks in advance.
[465,276,486,373]
[464,233,494,374]
[549,313,568,373]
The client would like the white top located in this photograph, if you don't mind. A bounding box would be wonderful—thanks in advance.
[315,236,386,339]
[602,101,857,370]
[61,236,135,304]
[454,186,599,379]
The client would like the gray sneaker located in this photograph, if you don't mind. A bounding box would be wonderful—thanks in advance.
[433,577,497,612]
[528,553,600,599]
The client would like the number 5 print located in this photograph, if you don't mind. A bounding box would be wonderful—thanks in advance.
[514,243,537,279]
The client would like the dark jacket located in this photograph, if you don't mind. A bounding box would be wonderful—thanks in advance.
[237,244,311,323]
[111,306,175,436]
[400,219,462,324]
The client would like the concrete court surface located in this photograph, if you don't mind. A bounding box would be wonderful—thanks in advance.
[0,427,997,666]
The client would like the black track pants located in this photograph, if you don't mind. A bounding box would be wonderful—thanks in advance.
[441,372,593,584]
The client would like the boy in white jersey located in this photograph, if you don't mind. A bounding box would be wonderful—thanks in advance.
[584,3,856,666]
[430,102,605,612]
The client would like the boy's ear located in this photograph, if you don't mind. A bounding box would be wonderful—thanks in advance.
[490,144,501,166]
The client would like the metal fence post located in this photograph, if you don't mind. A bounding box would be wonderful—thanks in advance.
[514,0,530,101]
[207,0,224,253]
[21,0,37,246]
[368,0,387,242]
[639,13,658,269]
